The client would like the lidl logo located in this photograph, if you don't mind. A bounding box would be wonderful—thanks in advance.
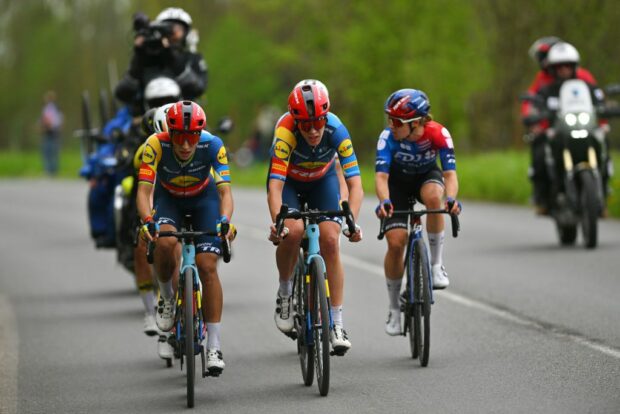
[338,139,353,158]
[217,147,228,165]
[143,144,156,164]
[274,140,291,160]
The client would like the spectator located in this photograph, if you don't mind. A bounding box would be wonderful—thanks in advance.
[40,90,63,176]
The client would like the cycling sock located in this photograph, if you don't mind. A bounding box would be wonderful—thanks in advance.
[158,280,174,300]
[278,279,293,297]
[427,231,445,266]
[140,291,157,315]
[386,277,402,310]
[206,322,221,350]
[331,305,343,327]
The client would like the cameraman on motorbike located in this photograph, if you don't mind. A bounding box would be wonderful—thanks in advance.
[529,42,610,215]
[115,7,207,115]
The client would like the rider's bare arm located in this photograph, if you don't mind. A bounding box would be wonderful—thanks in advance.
[345,175,363,221]
[217,184,234,222]
[137,182,154,222]
[267,179,285,223]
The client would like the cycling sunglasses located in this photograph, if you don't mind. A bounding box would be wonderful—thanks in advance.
[171,130,201,146]
[297,116,327,132]
[387,116,421,128]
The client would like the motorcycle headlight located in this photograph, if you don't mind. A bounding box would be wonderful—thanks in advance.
[578,112,590,126]
[564,113,577,127]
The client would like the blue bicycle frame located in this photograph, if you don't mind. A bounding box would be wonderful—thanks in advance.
[176,241,205,351]
[406,219,434,306]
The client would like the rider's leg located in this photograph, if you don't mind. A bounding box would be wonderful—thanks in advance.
[196,253,222,345]
[384,229,408,307]
[421,181,450,289]
[153,223,180,299]
[275,219,304,295]
[134,237,158,335]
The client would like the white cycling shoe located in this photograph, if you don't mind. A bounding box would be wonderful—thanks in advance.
[330,325,351,355]
[274,293,294,333]
[432,264,450,289]
[156,296,176,332]
[385,309,401,336]
[143,312,159,337]
[206,349,225,375]
[158,334,174,360]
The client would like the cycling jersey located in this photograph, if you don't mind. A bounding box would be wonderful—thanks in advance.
[375,120,456,176]
[138,130,230,197]
[268,112,360,182]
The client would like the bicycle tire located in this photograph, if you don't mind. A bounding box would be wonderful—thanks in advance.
[413,239,431,367]
[184,268,195,408]
[294,251,314,386]
[406,236,418,359]
[310,257,330,396]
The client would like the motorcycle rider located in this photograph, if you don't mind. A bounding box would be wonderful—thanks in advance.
[115,7,207,115]
[531,42,609,214]
[523,39,608,214]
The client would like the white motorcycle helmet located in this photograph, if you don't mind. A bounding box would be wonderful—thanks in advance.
[153,103,175,133]
[155,7,192,28]
[547,42,580,66]
[144,77,181,109]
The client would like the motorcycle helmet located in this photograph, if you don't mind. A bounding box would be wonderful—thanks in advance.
[153,103,175,133]
[155,7,192,29]
[547,42,580,78]
[528,36,562,69]
[288,79,330,120]
[144,77,181,109]
[384,89,431,121]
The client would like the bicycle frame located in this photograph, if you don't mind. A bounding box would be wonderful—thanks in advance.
[176,240,204,353]
[405,216,434,306]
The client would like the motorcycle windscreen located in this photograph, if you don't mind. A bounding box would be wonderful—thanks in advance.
[558,79,594,116]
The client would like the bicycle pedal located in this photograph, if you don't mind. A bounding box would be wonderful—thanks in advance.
[203,368,222,378]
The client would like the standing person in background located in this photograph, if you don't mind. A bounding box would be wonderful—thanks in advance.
[40,90,63,176]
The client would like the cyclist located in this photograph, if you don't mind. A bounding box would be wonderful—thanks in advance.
[136,100,234,374]
[267,79,363,355]
[374,89,461,336]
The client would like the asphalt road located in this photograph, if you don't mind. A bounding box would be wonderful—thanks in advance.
[1,180,619,413]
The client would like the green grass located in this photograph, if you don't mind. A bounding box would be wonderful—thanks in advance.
[1,149,618,217]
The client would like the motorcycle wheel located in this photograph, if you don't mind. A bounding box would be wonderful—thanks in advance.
[579,170,599,249]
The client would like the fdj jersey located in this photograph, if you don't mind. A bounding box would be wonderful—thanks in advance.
[268,112,360,182]
[138,130,230,196]
[375,120,456,176]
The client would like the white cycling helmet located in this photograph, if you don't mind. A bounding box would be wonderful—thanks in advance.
[153,103,175,133]
[144,77,181,109]
[547,42,580,66]
[155,7,192,28]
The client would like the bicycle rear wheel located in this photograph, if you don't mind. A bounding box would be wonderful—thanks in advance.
[412,239,431,367]
[310,257,330,396]
[184,268,195,408]
[294,251,314,386]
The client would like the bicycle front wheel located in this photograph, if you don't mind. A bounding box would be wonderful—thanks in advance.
[412,239,431,367]
[310,257,330,396]
[294,251,314,386]
[184,268,195,408]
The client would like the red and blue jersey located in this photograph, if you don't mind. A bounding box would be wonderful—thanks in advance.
[375,120,456,175]
[268,112,360,182]
[138,130,230,197]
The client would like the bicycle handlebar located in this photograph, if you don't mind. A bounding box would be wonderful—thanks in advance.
[146,226,232,264]
[273,201,357,245]
[377,205,460,240]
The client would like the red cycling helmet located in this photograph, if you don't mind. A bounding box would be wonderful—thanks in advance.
[288,79,330,120]
[166,100,205,133]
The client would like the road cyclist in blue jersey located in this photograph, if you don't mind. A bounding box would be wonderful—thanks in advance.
[267,79,363,355]
[374,89,462,336]
[136,100,235,373]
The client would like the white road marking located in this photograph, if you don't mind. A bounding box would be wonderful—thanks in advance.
[0,293,18,414]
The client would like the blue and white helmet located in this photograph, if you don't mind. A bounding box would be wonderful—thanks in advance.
[384,89,431,120]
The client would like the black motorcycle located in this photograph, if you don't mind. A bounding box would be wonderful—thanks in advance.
[522,80,620,248]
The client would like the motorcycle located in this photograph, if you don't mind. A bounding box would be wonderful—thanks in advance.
[522,80,620,248]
